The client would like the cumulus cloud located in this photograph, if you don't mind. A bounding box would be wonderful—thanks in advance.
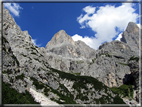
[83,6,96,14]
[115,33,123,41]
[4,3,23,17]
[74,3,139,49]
[137,23,142,29]
[31,39,41,47]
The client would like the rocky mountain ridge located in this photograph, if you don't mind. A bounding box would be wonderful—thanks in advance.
[1,7,141,106]
[45,29,96,59]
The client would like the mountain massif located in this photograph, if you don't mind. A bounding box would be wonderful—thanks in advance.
[1,6,141,106]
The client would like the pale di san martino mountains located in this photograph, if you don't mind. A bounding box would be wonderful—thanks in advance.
[1,3,141,107]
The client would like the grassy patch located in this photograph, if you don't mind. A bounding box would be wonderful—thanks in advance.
[73,73,81,76]
[129,56,139,62]
[76,60,84,64]
[110,84,134,98]
[118,62,128,66]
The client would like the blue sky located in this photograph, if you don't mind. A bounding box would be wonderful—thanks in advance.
[3,0,141,49]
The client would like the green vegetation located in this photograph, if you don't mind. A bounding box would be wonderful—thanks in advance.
[3,69,12,74]
[44,87,50,96]
[113,95,126,104]
[50,86,76,104]
[31,46,38,53]
[34,58,41,62]
[76,60,84,64]
[129,56,139,62]
[2,81,40,104]
[40,54,44,57]
[37,68,41,71]
[99,53,112,58]
[118,62,128,66]
[30,77,44,89]
[50,67,125,104]
[15,73,25,80]
[73,73,81,76]
[50,67,107,91]
[28,57,32,60]
[57,59,62,62]
[35,46,38,48]
[110,84,134,98]
[90,58,96,65]
[11,54,20,66]
[2,46,6,51]
[15,69,20,74]
[25,47,29,50]
[90,53,112,65]
[2,36,8,43]
[31,52,37,55]
[21,54,27,57]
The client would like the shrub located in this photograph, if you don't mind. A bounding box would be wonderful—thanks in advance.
[2,81,40,104]
[76,60,84,64]
[110,84,134,98]
[129,56,139,62]
[15,73,25,80]
[31,47,38,53]
[31,52,37,55]
[118,62,128,66]
[30,77,44,89]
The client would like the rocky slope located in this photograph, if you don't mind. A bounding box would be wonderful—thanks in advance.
[2,6,141,106]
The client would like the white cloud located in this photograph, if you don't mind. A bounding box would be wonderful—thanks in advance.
[83,6,96,14]
[4,3,23,17]
[31,39,41,47]
[72,34,102,49]
[115,33,122,41]
[76,3,139,49]
[137,23,141,29]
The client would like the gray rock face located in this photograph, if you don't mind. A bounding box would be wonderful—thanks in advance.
[121,22,140,55]
[46,30,75,48]
[45,30,95,58]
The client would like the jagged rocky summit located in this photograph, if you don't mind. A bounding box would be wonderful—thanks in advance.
[2,6,141,106]
[45,30,95,58]
[121,22,140,55]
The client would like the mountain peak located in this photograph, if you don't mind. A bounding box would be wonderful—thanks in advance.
[126,22,139,34]
[45,30,75,49]
[120,22,139,55]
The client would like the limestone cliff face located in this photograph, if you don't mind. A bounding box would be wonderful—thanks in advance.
[121,22,139,55]
[46,30,75,48]
[45,30,95,58]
